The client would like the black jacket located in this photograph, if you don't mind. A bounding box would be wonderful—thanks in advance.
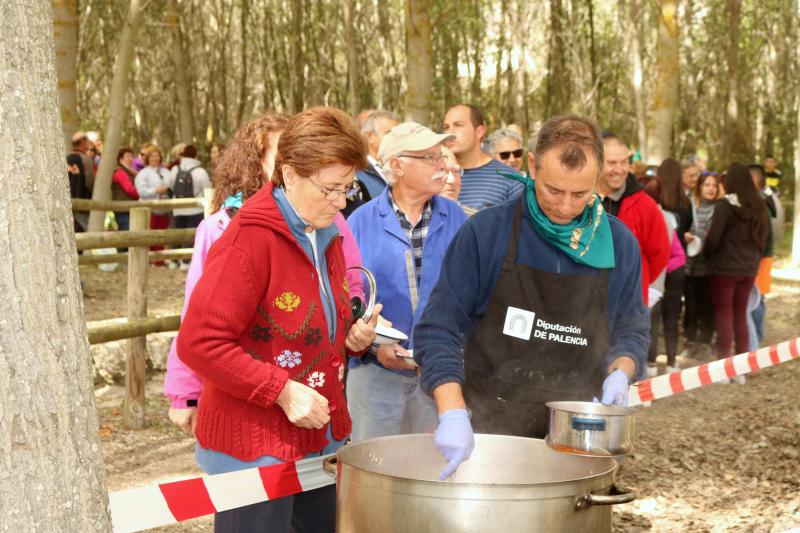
[703,198,768,276]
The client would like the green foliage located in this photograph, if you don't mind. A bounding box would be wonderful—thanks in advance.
[76,0,799,176]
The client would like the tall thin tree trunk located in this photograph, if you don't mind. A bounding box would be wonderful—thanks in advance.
[547,0,570,116]
[166,0,194,143]
[289,0,304,113]
[88,0,145,232]
[511,0,528,129]
[52,0,78,152]
[1,1,111,530]
[346,0,360,117]
[792,1,800,265]
[492,2,507,116]
[237,0,249,126]
[646,0,679,164]
[404,0,433,125]
[722,0,746,163]
[587,0,598,116]
[629,0,647,159]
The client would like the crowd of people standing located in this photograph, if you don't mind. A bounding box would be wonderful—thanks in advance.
[67,104,785,533]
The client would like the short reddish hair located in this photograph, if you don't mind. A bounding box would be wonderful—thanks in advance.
[211,112,289,212]
[273,107,367,186]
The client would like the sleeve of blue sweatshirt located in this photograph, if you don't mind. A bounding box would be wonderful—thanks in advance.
[604,220,650,381]
[414,220,490,394]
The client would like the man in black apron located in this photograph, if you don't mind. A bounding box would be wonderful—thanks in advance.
[414,116,649,479]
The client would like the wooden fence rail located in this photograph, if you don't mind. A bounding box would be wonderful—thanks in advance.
[87,315,181,345]
[79,248,194,265]
[75,228,196,250]
[71,197,203,212]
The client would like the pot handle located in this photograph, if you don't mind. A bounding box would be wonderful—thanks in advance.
[575,485,635,509]
[322,455,338,476]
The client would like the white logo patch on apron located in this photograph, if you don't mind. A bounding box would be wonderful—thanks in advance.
[502,306,535,340]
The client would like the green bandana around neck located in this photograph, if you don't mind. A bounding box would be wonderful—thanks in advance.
[500,170,615,268]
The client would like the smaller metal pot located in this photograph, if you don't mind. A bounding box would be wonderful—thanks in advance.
[546,401,635,457]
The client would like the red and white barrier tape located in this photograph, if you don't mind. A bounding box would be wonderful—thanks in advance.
[109,453,334,533]
[628,337,800,407]
[109,337,800,531]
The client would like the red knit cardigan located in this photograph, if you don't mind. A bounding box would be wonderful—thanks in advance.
[177,184,353,462]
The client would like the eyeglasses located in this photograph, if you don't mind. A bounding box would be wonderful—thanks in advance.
[447,167,464,178]
[399,153,446,165]
[498,149,524,160]
[307,175,360,201]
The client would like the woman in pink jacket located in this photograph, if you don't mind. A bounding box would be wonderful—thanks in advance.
[164,112,365,433]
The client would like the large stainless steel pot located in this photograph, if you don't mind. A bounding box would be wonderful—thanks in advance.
[325,434,633,532]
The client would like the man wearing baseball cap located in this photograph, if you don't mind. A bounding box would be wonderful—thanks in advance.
[345,122,469,441]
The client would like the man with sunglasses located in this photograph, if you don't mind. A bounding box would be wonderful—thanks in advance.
[443,104,524,210]
[346,122,469,441]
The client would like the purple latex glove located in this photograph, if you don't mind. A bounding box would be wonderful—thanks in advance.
[435,408,474,481]
[599,369,630,406]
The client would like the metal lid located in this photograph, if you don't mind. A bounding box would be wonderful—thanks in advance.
[545,400,632,417]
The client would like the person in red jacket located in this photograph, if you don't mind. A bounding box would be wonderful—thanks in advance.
[598,132,669,307]
[177,107,380,533]
[111,147,140,231]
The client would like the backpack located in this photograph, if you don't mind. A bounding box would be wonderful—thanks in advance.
[172,165,200,198]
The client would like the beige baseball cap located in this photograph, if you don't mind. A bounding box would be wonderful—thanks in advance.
[378,122,455,164]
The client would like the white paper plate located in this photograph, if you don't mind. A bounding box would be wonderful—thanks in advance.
[686,237,703,257]
[395,349,418,367]
[374,323,409,345]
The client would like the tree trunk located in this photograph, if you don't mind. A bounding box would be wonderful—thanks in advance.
[547,0,571,116]
[792,1,800,266]
[722,0,747,163]
[88,0,145,232]
[0,1,111,530]
[646,0,679,164]
[346,0,360,117]
[52,0,78,152]
[586,0,598,117]
[511,0,528,130]
[793,97,800,265]
[289,0,305,113]
[629,0,647,159]
[166,0,194,143]
[404,0,433,125]
[237,0,249,126]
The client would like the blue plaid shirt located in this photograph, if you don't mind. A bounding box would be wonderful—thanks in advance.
[389,189,432,285]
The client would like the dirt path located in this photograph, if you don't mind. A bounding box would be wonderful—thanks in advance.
[92,265,800,532]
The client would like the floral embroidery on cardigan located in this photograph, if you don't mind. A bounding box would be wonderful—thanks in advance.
[275,349,303,368]
[257,302,316,340]
[296,350,326,381]
[307,371,326,389]
[250,324,272,342]
[274,291,301,312]
[304,327,322,346]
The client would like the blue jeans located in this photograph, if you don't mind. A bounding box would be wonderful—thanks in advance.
[752,298,766,344]
[115,211,130,231]
[346,361,437,442]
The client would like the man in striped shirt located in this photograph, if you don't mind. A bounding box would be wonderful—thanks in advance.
[443,104,524,210]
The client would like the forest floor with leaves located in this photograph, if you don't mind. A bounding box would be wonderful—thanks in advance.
[83,264,800,532]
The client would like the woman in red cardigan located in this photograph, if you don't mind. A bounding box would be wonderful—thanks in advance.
[178,107,379,533]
